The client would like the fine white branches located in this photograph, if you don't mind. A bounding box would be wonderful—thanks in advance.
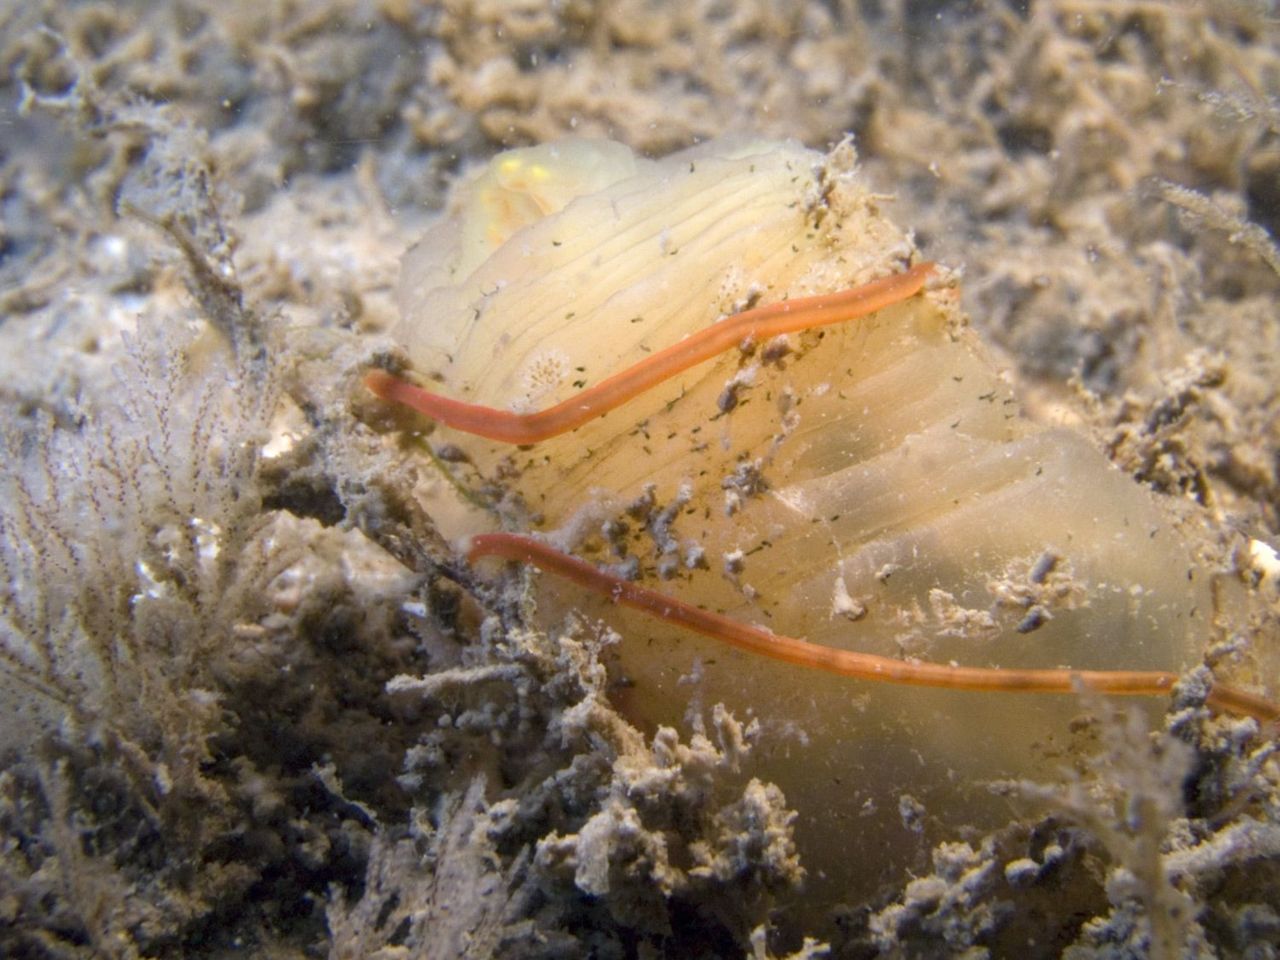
[0,322,280,774]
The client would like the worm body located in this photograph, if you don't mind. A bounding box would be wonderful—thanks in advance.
[386,138,1243,911]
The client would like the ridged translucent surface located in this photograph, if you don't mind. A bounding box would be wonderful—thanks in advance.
[397,138,1210,908]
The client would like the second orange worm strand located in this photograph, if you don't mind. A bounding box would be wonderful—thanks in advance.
[468,533,1280,722]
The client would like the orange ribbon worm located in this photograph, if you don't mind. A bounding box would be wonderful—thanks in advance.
[366,262,936,444]
[469,532,1280,722]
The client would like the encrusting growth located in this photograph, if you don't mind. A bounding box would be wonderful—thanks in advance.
[365,263,935,443]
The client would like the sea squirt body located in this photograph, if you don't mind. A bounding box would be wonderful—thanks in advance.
[396,138,1210,913]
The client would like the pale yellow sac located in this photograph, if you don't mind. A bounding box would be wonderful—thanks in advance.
[398,138,639,382]
[397,137,913,413]
[392,138,1213,918]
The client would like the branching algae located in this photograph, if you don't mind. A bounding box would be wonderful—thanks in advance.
[367,137,1277,912]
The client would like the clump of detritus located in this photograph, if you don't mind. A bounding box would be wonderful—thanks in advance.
[326,776,558,960]
[853,695,1280,960]
[362,604,815,957]
[1101,350,1227,506]
[531,709,802,942]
